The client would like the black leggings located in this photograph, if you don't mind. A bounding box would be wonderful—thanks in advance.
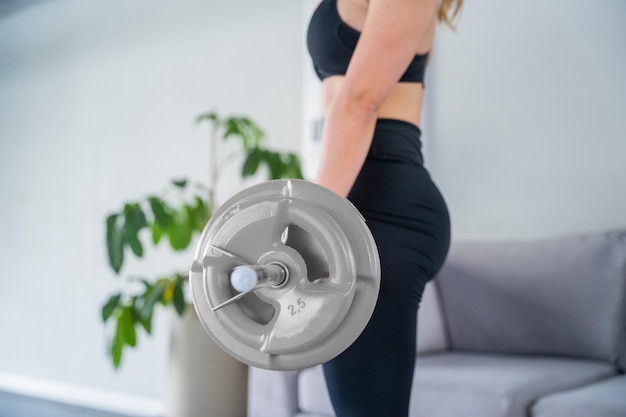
[322,118,451,417]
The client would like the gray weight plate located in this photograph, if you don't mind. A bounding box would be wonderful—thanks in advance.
[189,179,380,370]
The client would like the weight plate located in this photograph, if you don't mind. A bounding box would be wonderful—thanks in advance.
[189,180,380,370]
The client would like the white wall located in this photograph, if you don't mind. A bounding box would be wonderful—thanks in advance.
[0,0,303,404]
[424,0,626,240]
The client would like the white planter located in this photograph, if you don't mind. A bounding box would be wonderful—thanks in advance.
[166,306,248,417]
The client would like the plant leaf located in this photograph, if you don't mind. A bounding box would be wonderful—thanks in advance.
[184,203,197,233]
[130,300,152,335]
[123,203,148,231]
[140,283,166,319]
[172,179,188,189]
[224,118,241,140]
[151,221,163,245]
[241,117,265,147]
[121,204,147,258]
[106,214,124,274]
[195,112,219,125]
[242,147,262,177]
[193,196,210,232]
[102,293,122,322]
[163,280,175,304]
[264,150,284,180]
[112,326,124,369]
[173,281,186,316]
[148,197,172,228]
[138,312,152,334]
[126,234,143,257]
[168,207,192,250]
[118,306,136,347]
[193,198,209,232]
[283,154,304,179]
[291,154,304,179]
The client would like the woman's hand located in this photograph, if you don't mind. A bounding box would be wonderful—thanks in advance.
[314,0,438,198]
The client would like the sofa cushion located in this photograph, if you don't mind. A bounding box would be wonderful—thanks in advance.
[532,374,626,417]
[298,366,334,416]
[411,352,616,417]
[436,229,626,369]
[297,354,617,417]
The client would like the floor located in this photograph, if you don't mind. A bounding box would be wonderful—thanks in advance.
[0,391,162,417]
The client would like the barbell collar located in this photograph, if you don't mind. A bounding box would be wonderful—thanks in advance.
[230,263,288,292]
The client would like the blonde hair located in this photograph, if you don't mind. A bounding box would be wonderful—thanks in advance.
[438,0,464,29]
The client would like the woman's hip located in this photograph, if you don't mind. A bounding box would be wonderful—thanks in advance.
[347,119,451,278]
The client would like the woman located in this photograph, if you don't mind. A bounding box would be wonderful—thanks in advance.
[307,0,461,415]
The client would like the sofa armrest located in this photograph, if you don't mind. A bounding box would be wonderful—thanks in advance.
[417,281,449,354]
[247,367,300,417]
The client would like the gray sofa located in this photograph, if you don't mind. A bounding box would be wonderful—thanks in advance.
[247,229,626,417]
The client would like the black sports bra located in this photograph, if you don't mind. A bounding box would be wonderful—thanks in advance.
[307,0,429,83]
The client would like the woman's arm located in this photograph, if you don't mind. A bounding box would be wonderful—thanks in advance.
[314,0,438,198]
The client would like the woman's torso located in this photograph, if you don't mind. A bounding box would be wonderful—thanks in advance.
[312,0,436,127]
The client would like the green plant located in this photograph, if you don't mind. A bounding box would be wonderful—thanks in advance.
[102,112,304,368]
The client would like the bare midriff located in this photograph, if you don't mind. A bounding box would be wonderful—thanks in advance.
[322,0,434,128]
[321,77,425,127]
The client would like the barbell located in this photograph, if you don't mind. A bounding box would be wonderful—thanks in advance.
[189,179,380,370]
